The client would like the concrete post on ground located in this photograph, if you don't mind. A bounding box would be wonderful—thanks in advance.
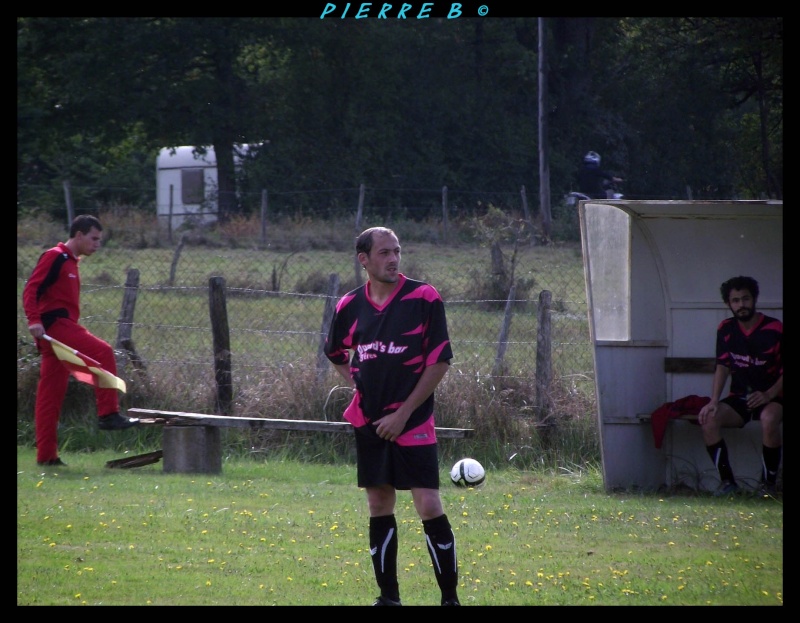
[162,426,222,474]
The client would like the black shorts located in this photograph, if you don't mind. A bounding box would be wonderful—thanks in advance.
[720,395,784,425]
[354,426,440,490]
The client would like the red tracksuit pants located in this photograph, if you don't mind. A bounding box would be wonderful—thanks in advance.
[34,319,120,463]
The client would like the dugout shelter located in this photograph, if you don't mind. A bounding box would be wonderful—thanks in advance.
[578,199,783,492]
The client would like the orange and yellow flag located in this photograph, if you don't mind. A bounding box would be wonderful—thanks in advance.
[43,335,127,393]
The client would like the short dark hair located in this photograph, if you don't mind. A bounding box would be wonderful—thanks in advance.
[720,276,759,303]
[356,227,396,255]
[70,214,103,238]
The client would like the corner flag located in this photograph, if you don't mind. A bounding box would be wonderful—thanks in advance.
[42,334,127,393]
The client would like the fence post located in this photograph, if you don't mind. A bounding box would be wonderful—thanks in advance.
[520,185,535,246]
[168,184,174,244]
[536,289,554,439]
[355,183,365,232]
[260,188,269,245]
[116,268,140,349]
[169,234,186,286]
[492,283,516,378]
[63,181,74,227]
[317,273,340,382]
[441,185,448,243]
[354,183,365,285]
[115,268,145,377]
[209,276,233,415]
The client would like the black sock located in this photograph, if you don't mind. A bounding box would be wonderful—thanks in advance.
[762,445,782,484]
[422,513,459,603]
[707,439,735,483]
[369,514,399,602]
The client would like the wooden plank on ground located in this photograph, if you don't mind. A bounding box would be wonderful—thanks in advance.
[105,450,163,469]
[127,408,475,439]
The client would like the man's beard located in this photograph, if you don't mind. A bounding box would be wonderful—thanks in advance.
[735,307,756,322]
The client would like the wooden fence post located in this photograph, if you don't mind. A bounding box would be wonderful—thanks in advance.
[169,234,186,286]
[354,183,365,286]
[492,283,516,378]
[63,181,74,227]
[168,184,174,244]
[260,188,269,245]
[441,185,448,243]
[115,268,147,378]
[116,268,139,350]
[536,289,554,439]
[317,273,340,382]
[209,276,233,415]
[520,185,535,246]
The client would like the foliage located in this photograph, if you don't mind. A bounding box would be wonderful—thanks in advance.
[17,17,782,223]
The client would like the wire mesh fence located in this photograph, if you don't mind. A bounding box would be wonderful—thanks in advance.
[17,215,597,422]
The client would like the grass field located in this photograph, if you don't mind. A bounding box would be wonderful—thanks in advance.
[17,446,783,606]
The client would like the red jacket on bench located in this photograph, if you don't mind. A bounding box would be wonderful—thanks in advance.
[650,395,710,449]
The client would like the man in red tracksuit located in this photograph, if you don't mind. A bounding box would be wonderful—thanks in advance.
[23,214,139,467]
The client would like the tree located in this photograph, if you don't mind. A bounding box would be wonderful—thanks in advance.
[17,17,285,218]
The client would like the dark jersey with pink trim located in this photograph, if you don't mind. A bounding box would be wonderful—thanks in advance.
[716,313,783,398]
[324,273,453,433]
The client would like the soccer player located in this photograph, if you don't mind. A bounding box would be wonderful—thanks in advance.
[697,276,783,496]
[324,227,460,606]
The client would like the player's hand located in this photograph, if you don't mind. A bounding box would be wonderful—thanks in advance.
[697,401,717,426]
[746,390,766,410]
[373,411,407,442]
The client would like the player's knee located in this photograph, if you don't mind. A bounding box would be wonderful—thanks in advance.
[760,404,783,427]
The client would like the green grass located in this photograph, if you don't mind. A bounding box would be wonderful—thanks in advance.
[17,446,783,606]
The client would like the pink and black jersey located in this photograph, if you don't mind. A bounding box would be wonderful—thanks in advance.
[716,312,783,398]
[325,273,453,434]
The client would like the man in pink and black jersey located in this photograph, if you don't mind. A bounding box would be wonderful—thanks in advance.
[324,227,460,606]
[697,276,783,496]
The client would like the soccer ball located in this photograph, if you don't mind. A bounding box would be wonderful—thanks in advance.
[450,458,486,487]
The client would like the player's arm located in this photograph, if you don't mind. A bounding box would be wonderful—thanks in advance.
[22,251,55,335]
[749,374,783,410]
[332,362,353,387]
[373,361,450,440]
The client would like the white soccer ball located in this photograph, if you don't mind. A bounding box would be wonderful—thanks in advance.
[450,458,486,487]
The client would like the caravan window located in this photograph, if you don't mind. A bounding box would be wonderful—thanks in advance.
[182,169,205,205]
